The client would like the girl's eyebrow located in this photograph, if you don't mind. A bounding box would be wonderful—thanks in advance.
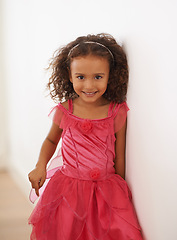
[74,73,105,75]
[95,73,105,75]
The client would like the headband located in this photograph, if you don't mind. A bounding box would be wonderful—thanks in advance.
[68,41,114,61]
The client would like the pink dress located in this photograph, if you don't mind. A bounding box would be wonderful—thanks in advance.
[28,99,143,240]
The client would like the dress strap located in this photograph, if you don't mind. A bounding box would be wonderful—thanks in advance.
[108,102,116,117]
[68,99,73,113]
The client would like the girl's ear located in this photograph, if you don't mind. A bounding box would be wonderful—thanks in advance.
[70,77,73,83]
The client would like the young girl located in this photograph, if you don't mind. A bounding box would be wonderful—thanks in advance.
[28,33,143,239]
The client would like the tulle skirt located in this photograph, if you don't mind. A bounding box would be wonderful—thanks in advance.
[28,170,143,240]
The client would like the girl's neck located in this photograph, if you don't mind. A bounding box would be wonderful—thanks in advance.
[73,97,109,109]
[72,97,110,120]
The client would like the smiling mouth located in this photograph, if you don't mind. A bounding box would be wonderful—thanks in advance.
[82,91,98,96]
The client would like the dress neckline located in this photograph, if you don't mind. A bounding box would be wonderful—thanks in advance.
[58,99,119,122]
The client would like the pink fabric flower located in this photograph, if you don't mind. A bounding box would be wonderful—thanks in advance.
[80,120,93,134]
[90,168,100,180]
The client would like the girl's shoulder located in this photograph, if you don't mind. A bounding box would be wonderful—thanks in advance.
[113,101,129,133]
[58,99,129,120]
[60,100,69,110]
[57,99,72,114]
[49,99,129,134]
[48,100,74,130]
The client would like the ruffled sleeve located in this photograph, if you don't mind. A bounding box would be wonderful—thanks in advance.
[113,102,130,133]
[48,104,64,129]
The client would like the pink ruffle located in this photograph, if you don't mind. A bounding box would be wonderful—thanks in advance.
[114,102,130,132]
[48,105,64,129]
[29,170,142,240]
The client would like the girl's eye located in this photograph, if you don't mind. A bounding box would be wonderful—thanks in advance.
[95,75,102,80]
[77,76,84,80]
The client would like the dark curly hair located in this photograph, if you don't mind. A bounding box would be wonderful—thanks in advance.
[47,33,129,103]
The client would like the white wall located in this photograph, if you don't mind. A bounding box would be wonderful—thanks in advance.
[1,0,177,239]
[0,0,8,169]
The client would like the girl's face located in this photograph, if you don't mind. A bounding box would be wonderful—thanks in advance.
[70,55,110,105]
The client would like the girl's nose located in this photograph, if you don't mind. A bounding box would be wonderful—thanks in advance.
[84,79,95,90]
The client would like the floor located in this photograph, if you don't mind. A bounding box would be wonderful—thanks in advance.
[0,170,34,240]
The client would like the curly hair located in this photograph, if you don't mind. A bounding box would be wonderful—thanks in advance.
[47,33,129,103]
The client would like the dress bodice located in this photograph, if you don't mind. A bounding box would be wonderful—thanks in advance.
[48,99,129,181]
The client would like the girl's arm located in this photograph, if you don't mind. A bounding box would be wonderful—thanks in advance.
[114,119,127,179]
[28,122,62,196]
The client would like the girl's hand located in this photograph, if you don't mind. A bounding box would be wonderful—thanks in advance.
[28,166,46,197]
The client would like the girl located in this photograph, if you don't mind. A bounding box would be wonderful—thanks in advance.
[28,33,143,239]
